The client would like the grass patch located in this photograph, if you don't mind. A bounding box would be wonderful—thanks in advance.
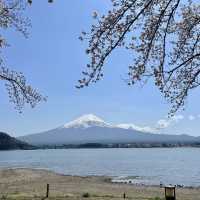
[1,195,8,200]
[82,192,90,198]
[92,194,115,198]
[149,197,164,200]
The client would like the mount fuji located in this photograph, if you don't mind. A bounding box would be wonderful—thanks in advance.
[18,114,199,146]
[63,114,112,129]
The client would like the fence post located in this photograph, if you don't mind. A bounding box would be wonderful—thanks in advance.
[46,183,49,198]
[123,192,126,199]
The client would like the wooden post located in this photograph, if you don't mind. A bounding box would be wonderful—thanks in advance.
[123,192,126,199]
[46,183,49,198]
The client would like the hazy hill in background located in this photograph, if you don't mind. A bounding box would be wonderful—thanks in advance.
[0,132,35,150]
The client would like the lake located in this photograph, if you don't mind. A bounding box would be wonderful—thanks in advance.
[0,148,200,187]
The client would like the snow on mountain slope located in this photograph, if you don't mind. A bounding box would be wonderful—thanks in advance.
[116,124,155,133]
[63,114,112,128]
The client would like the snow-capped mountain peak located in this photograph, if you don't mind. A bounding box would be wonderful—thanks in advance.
[64,114,111,128]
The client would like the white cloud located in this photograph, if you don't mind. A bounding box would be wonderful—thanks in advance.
[116,124,156,133]
[116,113,198,134]
[188,115,195,120]
[117,115,184,133]
[156,115,184,130]
[156,119,170,129]
[171,115,184,122]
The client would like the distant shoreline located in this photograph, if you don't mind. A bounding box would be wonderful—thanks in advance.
[1,144,200,151]
[34,142,200,149]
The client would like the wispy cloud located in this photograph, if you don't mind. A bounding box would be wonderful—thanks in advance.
[116,115,184,133]
[188,115,195,120]
[117,113,198,134]
[156,115,184,130]
[156,119,170,129]
[172,115,184,122]
[116,124,156,133]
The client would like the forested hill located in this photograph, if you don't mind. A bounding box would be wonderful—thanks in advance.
[0,132,35,150]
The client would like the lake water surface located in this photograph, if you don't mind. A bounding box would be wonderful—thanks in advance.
[0,148,200,187]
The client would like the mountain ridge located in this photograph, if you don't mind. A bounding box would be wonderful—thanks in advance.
[18,114,200,146]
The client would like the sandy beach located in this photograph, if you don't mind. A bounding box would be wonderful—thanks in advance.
[0,168,199,200]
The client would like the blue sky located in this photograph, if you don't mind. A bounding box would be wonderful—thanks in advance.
[1,0,200,137]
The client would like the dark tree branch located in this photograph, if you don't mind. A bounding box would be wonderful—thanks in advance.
[79,0,200,115]
[0,0,46,112]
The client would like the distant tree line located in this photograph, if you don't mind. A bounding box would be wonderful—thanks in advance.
[36,142,200,149]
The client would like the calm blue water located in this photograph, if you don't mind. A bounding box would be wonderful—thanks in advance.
[0,148,200,187]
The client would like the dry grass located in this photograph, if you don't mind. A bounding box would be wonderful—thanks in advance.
[0,169,200,200]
